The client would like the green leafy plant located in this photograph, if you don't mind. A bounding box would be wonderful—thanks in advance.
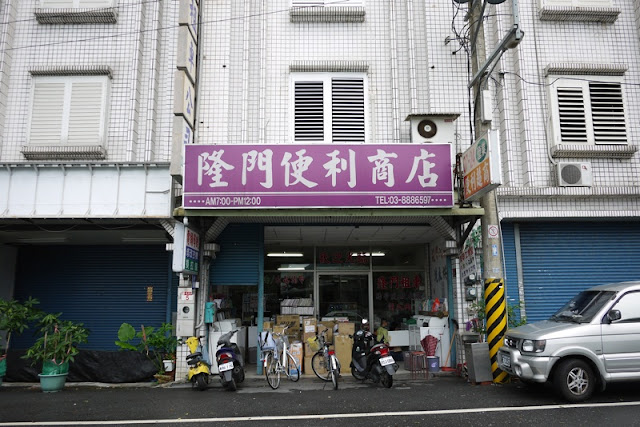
[0,297,41,357]
[22,312,90,370]
[467,299,527,339]
[115,322,177,374]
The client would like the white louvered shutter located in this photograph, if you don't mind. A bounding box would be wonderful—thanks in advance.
[555,81,590,144]
[291,1,363,6]
[78,0,114,7]
[331,77,365,143]
[294,81,324,141]
[574,0,613,7]
[29,81,65,144]
[291,0,324,6]
[68,81,104,144]
[540,0,613,6]
[40,0,75,7]
[40,0,113,7]
[589,82,627,144]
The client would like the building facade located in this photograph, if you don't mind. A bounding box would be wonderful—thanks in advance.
[493,0,640,321]
[2,0,640,380]
[0,0,183,352]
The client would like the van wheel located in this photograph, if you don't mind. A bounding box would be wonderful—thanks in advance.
[553,359,595,402]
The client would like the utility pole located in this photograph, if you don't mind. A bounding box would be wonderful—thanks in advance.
[467,0,520,384]
[469,1,504,285]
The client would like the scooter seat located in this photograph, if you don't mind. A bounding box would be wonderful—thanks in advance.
[187,352,202,360]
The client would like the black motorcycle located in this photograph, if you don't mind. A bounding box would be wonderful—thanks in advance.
[215,329,245,391]
[350,324,398,388]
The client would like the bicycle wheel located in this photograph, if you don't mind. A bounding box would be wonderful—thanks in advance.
[311,351,331,381]
[286,352,300,382]
[265,352,281,390]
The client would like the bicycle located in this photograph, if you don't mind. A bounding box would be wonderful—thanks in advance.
[260,327,301,390]
[308,328,340,390]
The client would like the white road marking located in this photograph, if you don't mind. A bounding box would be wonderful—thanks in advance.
[3,401,640,425]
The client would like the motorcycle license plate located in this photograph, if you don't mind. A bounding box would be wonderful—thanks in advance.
[379,356,395,366]
[219,362,234,372]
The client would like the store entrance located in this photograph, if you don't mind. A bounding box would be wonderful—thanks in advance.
[317,273,371,323]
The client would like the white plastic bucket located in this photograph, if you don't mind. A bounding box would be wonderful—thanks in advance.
[163,360,175,372]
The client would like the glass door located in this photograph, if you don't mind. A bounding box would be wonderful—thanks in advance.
[317,273,371,322]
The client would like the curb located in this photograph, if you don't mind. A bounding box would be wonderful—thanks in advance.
[0,370,457,389]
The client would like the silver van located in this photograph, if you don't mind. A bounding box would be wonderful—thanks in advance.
[498,281,640,402]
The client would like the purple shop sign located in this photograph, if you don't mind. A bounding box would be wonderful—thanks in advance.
[183,144,454,209]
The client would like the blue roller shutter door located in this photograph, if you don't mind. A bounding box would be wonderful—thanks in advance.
[210,224,262,286]
[12,245,173,350]
[500,222,523,323]
[504,222,640,323]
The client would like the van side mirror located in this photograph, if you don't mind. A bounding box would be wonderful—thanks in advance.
[607,309,621,323]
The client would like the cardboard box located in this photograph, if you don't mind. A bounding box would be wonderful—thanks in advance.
[263,321,274,331]
[302,317,317,340]
[304,341,318,357]
[317,321,336,344]
[304,354,327,376]
[303,317,317,328]
[273,325,287,336]
[337,322,355,336]
[276,315,301,329]
[289,342,304,374]
[334,334,353,372]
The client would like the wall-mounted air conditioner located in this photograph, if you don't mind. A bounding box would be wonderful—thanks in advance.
[405,113,460,144]
[557,162,593,187]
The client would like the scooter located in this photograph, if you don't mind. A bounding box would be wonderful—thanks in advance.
[350,320,398,388]
[185,336,212,391]
[215,329,245,391]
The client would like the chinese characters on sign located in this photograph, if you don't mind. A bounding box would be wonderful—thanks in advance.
[171,0,198,180]
[317,250,371,266]
[172,223,200,275]
[375,274,423,313]
[184,144,454,208]
[184,227,200,274]
[462,130,502,201]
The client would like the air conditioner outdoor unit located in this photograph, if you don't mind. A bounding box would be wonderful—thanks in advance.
[557,162,593,187]
[405,113,460,144]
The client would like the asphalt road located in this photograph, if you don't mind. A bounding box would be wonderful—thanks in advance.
[2,374,640,426]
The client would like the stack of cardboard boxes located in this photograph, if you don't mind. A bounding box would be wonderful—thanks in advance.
[262,315,355,375]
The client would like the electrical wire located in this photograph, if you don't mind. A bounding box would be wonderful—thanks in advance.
[4,0,354,52]
[0,0,165,27]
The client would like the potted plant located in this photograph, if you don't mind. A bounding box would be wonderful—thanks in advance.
[22,312,90,392]
[115,322,178,383]
[0,297,41,385]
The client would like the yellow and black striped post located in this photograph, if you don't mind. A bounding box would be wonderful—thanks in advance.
[485,278,509,383]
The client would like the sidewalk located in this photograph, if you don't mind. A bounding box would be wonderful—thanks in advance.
[0,365,458,389]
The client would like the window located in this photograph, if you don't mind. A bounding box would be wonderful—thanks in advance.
[36,0,118,24]
[539,0,619,23]
[39,0,115,7]
[611,292,640,323]
[292,73,366,143]
[291,0,364,6]
[548,77,627,146]
[28,76,109,147]
[290,0,365,23]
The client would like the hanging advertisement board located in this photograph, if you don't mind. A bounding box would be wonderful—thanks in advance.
[172,222,200,275]
[462,130,502,202]
[183,143,454,209]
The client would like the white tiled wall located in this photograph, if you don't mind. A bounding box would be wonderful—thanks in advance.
[197,0,640,219]
[0,0,178,163]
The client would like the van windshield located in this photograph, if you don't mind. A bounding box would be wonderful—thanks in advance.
[549,290,615,323]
